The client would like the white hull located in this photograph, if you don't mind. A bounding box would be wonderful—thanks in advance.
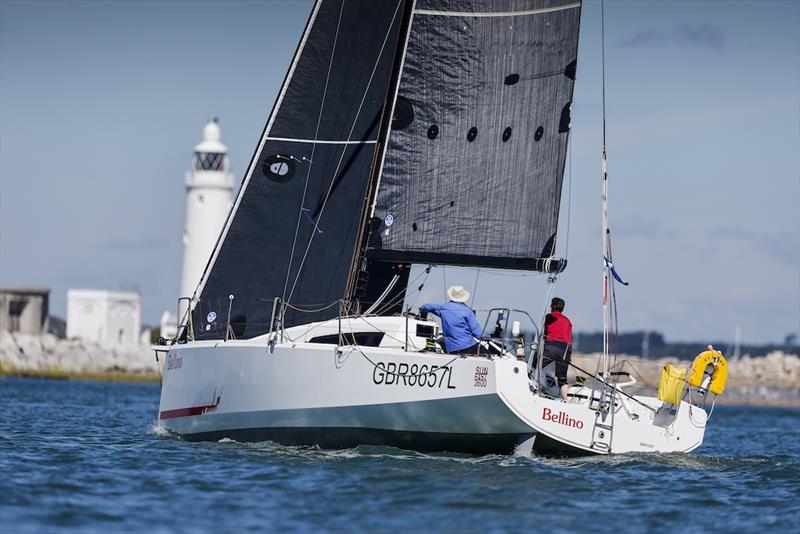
[158,324,707,455]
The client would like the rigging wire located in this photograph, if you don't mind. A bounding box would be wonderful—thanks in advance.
[281,0,345,304]
[372,266,430,316]
[478,270,546,278]
[564,132,573,259]
[608,237,621,370]
[282,300,342,314]
[285,1,404,305]
[601,0,607,148]
[405,265,432,311]
[600,0,622,372]
[600,0,613,377]
[470,269,481,307]
[362,274,401,315]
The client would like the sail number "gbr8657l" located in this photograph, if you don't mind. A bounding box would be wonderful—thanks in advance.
[372,362,456,389]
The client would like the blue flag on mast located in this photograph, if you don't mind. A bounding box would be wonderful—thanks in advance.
[604,256,629,286]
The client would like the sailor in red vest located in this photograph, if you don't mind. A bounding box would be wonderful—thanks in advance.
[543,297,573,401]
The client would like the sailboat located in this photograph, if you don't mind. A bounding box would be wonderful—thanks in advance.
[157,0,727,455]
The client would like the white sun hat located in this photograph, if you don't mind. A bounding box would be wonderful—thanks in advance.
[447,285,470,303]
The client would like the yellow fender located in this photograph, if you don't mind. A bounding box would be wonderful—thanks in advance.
[689,350,728,395]
[658,364,686,405]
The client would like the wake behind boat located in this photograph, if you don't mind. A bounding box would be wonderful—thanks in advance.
[157,0,726,456]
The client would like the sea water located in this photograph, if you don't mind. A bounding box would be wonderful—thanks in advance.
[1,377,798,532]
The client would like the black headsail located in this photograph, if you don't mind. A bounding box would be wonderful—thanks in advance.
[365,0,582,272]
[192,0,412,339]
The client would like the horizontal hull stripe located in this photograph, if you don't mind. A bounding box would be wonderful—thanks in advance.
[159,394,533,435]
[182,426,522,455]
[160,403,219,420]
[266,136,378,145]
[414,2,580,18]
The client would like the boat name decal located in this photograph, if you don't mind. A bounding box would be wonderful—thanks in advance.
[542,407,584,429]
[372,362,456,389]
[474,366,488,388]
[166,353,183,371]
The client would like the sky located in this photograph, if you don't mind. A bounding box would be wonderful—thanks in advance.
[1,0,798,345]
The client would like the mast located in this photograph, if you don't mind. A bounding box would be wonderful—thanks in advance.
[600,0,610,377]
[601,147,610,377]
[344,0,416,313]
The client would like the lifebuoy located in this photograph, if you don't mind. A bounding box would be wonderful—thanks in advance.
[688,350,727,395]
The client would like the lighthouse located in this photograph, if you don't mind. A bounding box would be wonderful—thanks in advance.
[179,119,234,318]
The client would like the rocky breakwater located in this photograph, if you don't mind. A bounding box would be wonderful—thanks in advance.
[571,351,800,406]
[0,332,160,381]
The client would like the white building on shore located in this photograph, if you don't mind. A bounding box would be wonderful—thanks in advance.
[67,289,141,346]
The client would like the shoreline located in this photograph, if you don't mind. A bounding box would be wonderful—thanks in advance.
[711,397,799,408]
[2,332,797,407]
[2,369,796,408]
[0,369,160,384]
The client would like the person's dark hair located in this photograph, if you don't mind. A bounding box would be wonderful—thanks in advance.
[551,297,565,312]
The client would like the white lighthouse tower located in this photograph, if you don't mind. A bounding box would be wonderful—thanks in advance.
[179,119,234,318]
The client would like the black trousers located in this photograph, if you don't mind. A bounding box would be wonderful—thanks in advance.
[542,341,572,387]
[452,343,480,355]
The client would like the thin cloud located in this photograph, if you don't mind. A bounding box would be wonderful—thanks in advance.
[676,23,725,51]
[613,218,676,239]
[621,23,725,52]
[710,228,758,240]
[711,227,799,268]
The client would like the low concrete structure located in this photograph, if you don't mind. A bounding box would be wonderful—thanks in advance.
[66,289,141,347]
[1,331,160,376]
[0,288,50,335]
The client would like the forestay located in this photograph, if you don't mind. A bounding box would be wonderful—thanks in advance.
[192,0,410,338]
[367,0,581,271]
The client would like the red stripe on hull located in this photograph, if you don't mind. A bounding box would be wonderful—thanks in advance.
[160,397,220,420]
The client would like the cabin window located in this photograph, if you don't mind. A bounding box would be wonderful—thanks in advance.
[309,332,385,347]
[427,125,439,140]
[502,127,512,142]
[535,126,544,141]
[504,73,520,85]
[467,127,478,142]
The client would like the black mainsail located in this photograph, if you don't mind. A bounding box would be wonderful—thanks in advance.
[193,0,411,338]
[366,0,581,272]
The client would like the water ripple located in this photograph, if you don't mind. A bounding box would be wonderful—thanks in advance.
[1,377,798,532]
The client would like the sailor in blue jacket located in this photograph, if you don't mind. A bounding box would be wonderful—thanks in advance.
[419,286,483,354]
